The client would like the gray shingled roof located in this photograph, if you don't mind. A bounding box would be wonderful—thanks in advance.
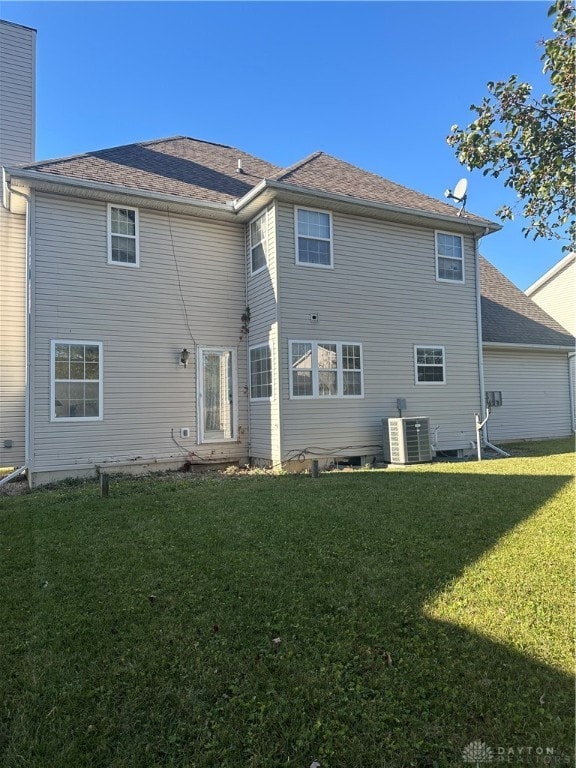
[480,256,574,347]
[18,135,490,223]
[21,136,282,204]
[272,151,474,219]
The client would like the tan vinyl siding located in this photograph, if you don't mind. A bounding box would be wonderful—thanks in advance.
[483,348,573,441]
[0,206,27,466]
[246,203,281,463]
[0,21,35,166]
[30,193,248,476]
[528,260,575,336]
[276,202,482,458]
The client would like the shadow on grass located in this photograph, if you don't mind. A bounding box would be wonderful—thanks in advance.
[0,469,574,767]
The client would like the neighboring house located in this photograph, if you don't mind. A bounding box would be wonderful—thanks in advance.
[525,252,576,433]
[480,257,575,442]
[525,252,576,336]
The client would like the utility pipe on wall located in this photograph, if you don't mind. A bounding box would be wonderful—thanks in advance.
[474,408,511,461]
[474,411,490,461]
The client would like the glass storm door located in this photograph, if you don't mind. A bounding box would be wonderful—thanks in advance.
[199,348,236,442]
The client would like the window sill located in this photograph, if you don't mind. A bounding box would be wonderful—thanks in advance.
[295,260,334,270]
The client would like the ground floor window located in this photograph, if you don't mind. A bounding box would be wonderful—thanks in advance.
[250,344,273,400]
[51,341,103,421]
[414,345,445,384]
[289,341,363,398]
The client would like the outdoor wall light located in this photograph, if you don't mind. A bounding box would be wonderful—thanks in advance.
[180,348,190,367]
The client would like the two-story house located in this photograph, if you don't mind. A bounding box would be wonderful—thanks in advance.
[524,253,576,431]
[1,19,504,487]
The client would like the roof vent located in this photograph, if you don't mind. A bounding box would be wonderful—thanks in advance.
[237,158,244,173]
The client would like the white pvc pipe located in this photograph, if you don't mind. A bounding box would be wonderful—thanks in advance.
[484,441,511,458]
[475,410,511,460]
[0,466,27,487]
[475,411,489,461]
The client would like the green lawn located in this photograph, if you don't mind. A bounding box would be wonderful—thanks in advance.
[1,440,574,767]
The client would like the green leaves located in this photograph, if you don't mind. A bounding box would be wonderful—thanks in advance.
[447,0,575,251]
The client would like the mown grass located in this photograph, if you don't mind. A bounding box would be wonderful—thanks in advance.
[1,439,574,767]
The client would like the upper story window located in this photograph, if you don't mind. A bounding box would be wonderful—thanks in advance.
[414,345,445,384]
[250,212,267,274]
[250,344,273,400]
[435,232,463,282]
[295,207,333,268]
[51,341,103,421]
[108,205,139,266]
[290,341,363,398]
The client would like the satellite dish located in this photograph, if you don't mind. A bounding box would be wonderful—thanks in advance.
[444,177,468,215]
[453,178,468,201]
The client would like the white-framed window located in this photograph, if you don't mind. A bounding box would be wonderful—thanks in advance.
[51,341,103,421]
[250,211,267,275]
[295,207,333,268]
[108,204,139,266]
[435,231,464,282]
[249,344,273,400]
[289,341,363,398]
[197,347,237,443]
[414,345,446,384]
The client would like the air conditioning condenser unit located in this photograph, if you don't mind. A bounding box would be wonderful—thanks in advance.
[382,417,432,465]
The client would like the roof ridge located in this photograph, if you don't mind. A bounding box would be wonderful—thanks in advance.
[19,135,234,170]
[17,136,182,171]
[20,135,277,172]
[165,135,235,151]
[271,151,325,181]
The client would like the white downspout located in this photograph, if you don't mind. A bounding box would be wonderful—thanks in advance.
[0,182,32,486]
[245,222,251,463]
[473,231,510,460]
[474,231,488,443]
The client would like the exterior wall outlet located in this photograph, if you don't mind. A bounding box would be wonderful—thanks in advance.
[180,427,190,439]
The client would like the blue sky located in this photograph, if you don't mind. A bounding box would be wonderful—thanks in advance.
[1,1,561,289]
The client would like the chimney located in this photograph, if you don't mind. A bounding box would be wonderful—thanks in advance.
[0,20,36,166]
